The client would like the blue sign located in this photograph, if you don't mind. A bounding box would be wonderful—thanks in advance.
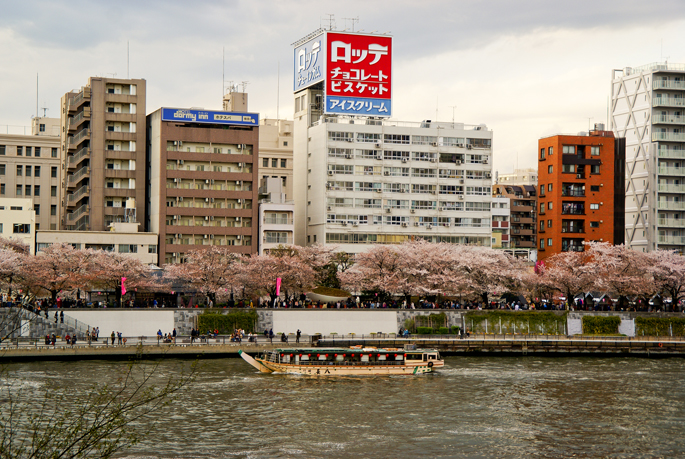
[324,95,391,117]
[293,34,325,92]
[161,108,258,126]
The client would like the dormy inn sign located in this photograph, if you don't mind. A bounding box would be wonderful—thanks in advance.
[294,31,393,118]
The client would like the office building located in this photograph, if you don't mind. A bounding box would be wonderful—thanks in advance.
[610,62,685,253]
[0,198,35,253]
[537,129,625,261]
[0,129,61,231]
[60,77,147,231]
[147,107,260,265]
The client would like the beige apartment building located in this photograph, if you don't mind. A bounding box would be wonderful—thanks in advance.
[60,77,147,231]
[0,129,62,231]
[258,118,294,200]
[0,198,35,253]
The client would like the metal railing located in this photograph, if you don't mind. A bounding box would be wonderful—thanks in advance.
[68,185,89,202]
[658,218,685,228]
[653,80,685,90]
[68,147,90,167]
[67,204,89,222]
[68,128,90,147]
[658,184,685,193]
[658,148,685,159]
[68,166,89,185]
[653,97,685,107]
[653,114,685,124]
[658,201,685,210]
[658,167,685,176]
[658,235,685,245]
[652,132,685,142]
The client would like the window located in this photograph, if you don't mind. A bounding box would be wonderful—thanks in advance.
[548,184,552,192]
[548,202,553,210]
[16,165,22,176]
[0,164,4,175]
[540,184,545,196]
[540,148,545,160]
[590,203,599,210]
[591,165,600,174]
[540,203,545,213]
[548,219,552,228]
[548,238,552,246]
[548,165,553,173]
[328,131,354,142]
[26,147,32,157]
[13,224,30,234]
[591,146,600,156]
[25,185,31,196]
[16,185,22,196]
[548,147,553,156]
[51,186,57,197]
[262,158,268,167]
[280,159,286,168]
[562,145,575,154]
[590,185,600,192]
[34,185,40,196]
[34,166,40,177]
[562,164,576,173]
[35,147,40,157]
[118,244,138,253]
[0,184,4,195]
[281,176,286,187]
[272,158,278,168]
[51,205,57,216]
[51,147,58,158]
[34,204,40,215]
[590,221,599,228]
[283,141,288,147]
[17,146,22,156]
[383,134,410,144]
[51,166,57,178]
[540,239,545,249]
[148,245,158,254]
[0,145,5,155]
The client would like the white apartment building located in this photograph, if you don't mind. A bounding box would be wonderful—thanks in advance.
[491,196,511,249]
[259,118,294,200]
[0,198,35,253]
[294,108,493,253]
[610,62,685,253]
[497,168,538,187]
[258,177,295,254]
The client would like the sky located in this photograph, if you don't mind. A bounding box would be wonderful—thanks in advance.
[1,0,685,175]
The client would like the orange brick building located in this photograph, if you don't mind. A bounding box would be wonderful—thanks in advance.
[537,129,625,261]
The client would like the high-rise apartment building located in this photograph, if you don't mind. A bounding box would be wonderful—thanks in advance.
[492,183,536,251]
[60,77,147,231]
[147,107,260,265]
[258,118,294,200]
[537,129,625,261]
[0,129,61,232]
[610,63,685,253]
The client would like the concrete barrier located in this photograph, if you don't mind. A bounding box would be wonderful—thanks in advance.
[65,310,175,337]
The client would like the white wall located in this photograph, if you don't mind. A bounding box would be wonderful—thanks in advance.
[65,310,175,337]
[272,310,397,335]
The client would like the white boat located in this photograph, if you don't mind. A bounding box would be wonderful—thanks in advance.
[239,345,444,375]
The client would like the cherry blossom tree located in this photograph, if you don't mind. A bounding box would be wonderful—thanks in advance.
[0,237,29,298]
[89,251,162,306]
[538,251,593,310]
[339,244,405,300]
[163,247,241,304]
[646,250,685,308]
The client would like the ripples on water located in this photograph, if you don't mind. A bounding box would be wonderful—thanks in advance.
[3,357,685,458]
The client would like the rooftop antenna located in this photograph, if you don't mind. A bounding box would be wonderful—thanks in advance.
[435,96,438,122]
[322,14,335,30]
[223,46,225,97]
[342,16,359,32]
[241,81,249,93]
[41,105,49,117]
[127,40,129,79]
[35,73,38,119]
[588,117,593,132]
[276,61,280,120]
[449,105,457,126]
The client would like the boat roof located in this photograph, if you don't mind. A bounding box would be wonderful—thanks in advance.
[270,348,439,353]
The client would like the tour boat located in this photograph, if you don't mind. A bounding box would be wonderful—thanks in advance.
[239,345,444,375]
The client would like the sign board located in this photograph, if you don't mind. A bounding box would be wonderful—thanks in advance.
[161,108,258,126]
[293,31,393,118]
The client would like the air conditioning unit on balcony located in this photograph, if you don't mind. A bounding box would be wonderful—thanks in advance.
[173,141,178,146]
[173,178,178,183]
[430,158,437,162]
[444,223,451,227]
[205,180,210,184]
[402,158,409,163]
[238,163,243,168]
[486,173,492,178]
[410,209,415,213]
[427,224,433,229]
[386,208,391,213]
[327,206,332,211]
[172,215,178,220]
[205,198,210,202]
[376,189,382,193]
[328,170,334,176]
[342,222,348,226]
[237,199,242,204]
[467,144,473,150]
[235,217,241,221]
[459,179,465,184]
[414,222,420,226]
[483,158,488,164]
[203,234,208,239]
[431,142,438,147]
[236,235,242,240]
[205,216,209,221]
[345,154,352,159]
[458,195,464,200]
[375,143,382,148]
[456,160,462,165]
[384,171,390,176]
[402,222,408,227]
[352,222,358,227]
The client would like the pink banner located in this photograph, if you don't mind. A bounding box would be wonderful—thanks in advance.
[276,277,282,297]
[121,277,127,296]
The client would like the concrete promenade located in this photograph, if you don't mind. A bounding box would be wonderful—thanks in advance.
[2,334,684,362]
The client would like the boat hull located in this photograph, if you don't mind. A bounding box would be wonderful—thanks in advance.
[254,358,442,376]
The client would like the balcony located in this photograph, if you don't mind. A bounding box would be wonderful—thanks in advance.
[653,97,685,108]
[263,217,294,225]
[67,147,90,169]
[67,88,91,112]
[658,184,685,193]
[562,245,585,252]
[68,128,90,149]
[658,201,685,210]
[652,132,685,142]
[67,166,89,188]
[561,189,585,197]
[67,185,89,203]
[67,107,91,132]
[658,147,685,159]
[511,204,533,213]
[658,235,685,245]
[513,240,535,249]
[512,228,534,236]
[67,204,89,223]
[659,218,685,228]
[492,221,509,228]
[653,80,685,90]
[263,235,294,244]
[658,167,685,176]
[561,228,585,234]
[653,114,685,125]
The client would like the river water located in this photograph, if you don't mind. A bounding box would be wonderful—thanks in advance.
[3,356,685,458]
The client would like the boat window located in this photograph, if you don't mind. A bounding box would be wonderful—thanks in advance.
[377,354,387,360]
[318,354,327,361]
[361,354,370,362]
[335,355,344,362]
[300,354,310,361]
[428,354,437,360]
[395,354,404,360]
[406,353,422,360]
[423,354,427,361]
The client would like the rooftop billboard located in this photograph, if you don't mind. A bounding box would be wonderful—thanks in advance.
[161,108,259,126]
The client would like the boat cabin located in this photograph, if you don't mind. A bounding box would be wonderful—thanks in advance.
[265,348,441,365]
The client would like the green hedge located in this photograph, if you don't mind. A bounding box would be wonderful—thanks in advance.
[582,316,621,335]
[450,325,461,334]
[465,311,567,334]
[416,327,433,335]
[437,327,450,334]
[197,310,259,334]
[635,317,685,337]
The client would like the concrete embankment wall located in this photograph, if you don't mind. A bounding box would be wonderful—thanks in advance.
[66,310,175,337]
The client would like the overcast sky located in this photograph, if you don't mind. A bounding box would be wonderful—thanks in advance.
[2,0,685,174]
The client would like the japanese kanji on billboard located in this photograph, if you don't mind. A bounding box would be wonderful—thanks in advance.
[324,32,392,117]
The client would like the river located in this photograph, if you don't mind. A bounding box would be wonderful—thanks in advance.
[3,356,684,458]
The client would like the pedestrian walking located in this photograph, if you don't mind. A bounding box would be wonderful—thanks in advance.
[296,329,301,344]
[54,311,58,323]
[117,332,123,345]
[111,331,115,345]
[269,328,274,343]
[172,328,177,343]
[60,311,64,324]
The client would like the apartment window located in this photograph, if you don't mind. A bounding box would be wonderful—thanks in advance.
[548,184,552,192]
[17,146,22,156]
[548,202,553,210]
[590,221,599,228]
[280,159,286,168]
[540,148,545,160]
[34,204,40,215]
[539,184,545,196]
[562,145,575,154]
[34,185,40,196]
[39,124,45,132]
[590,185,600,192]
[25,185,31,196]
[0,164,4,175]
[35,147,41,157]
[540,221,544,231]
[26,147,32,157]
[16,165,22,176]
[262,158,268,167]
[51,186,57,197]
[51,147,58,158]
[540,203,545,213]
[13,224,30,234]
[548,165,553,173]
[590,165,600,174]
[16,185,22,196]
[34,166,40,177]
[540,239,545,249]
[548,238,552,246]
[26,165,32,177]
[562,164,576,173]
[591,146,600,156]
[281,176,286,187]
[118,244,138,253]
[548,147,553,156]
[272,158,278,168]
[148,245,158,254]
[0,145,5,155]
[0,184,4,195]
[548,219,552,228]
[51,166,57,178]
[51,205,56,216]
[283,141,288,147]
[590,203,599,210]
